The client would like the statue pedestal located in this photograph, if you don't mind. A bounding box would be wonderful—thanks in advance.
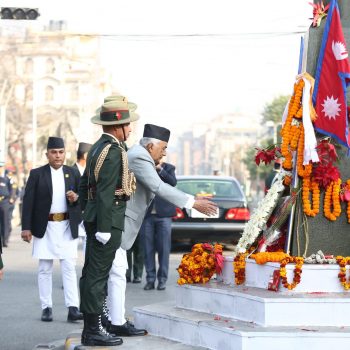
[134,256,350,349]
[219,256,349,293]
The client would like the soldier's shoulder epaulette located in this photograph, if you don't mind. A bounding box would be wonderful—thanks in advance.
[109,141,123,150]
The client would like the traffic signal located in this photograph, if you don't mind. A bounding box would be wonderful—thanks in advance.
[1,7,40,20]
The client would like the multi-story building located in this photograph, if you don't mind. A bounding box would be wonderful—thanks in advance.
[174,112,262,191]
[0,20,114,173]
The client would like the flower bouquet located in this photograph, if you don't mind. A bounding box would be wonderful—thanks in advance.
[177,243,224,285]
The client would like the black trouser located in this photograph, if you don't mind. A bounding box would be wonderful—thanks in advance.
[141,215,172,284]
[0,200,10,245]
[126,227,144,280]
[79,221,122,314]
[7,203,14,235]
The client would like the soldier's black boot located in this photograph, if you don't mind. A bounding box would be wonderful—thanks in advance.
[81,314,123,346]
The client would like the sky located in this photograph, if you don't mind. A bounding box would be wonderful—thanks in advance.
[5,0,312,136]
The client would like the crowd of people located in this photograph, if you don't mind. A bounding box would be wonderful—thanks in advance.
[1,94,218,347]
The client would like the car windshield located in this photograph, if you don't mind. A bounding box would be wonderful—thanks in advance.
[176,179,242,198]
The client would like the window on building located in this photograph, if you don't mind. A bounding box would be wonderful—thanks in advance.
[25,85,33,101]
[70,85,79,100]
[69,111,80,129]
[25,58,33,74]
[46,58,55,74]
[45,86,54,102]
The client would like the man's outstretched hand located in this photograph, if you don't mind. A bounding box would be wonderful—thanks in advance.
[193,198,218,216]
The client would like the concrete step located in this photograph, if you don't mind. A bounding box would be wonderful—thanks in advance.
[133,301,350,350]
[176,281,350,327]
[63,330,204,350]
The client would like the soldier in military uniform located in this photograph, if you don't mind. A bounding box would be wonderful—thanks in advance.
[0,162,11,247]
[79,98,139,347]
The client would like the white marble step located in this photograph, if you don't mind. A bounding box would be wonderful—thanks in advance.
[133,301,350,350]
[175,281,350,327]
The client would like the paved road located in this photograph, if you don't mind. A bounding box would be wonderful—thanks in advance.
[0,227,235,350]
[0,228,192,350]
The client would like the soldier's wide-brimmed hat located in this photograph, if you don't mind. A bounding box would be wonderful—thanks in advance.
[91,99,139,126]
[91,101,139,126]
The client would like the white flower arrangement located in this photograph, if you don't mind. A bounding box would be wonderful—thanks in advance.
[234,172,286,257]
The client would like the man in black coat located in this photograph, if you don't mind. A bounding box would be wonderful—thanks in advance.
[21,137,83,323]
[142,162,177,291]
[73,142,92,176]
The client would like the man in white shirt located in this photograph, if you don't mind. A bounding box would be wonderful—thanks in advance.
[21,137,83,323]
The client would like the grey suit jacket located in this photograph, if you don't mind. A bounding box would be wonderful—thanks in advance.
[121,144,189,250]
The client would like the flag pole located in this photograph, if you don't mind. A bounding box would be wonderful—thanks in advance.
[285,35,306,255]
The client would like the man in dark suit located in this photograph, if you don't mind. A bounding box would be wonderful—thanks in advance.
[73,142,92,251]
[142,162,177,291]
[73,142,92,176]
[21,137,83,323]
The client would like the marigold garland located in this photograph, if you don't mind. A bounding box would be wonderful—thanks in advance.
[251,252,289,265]
[280,256,304,290]
[280,79,304,174]
[177,243,223,285]
[302,177,320,217]
[324,178,342,221]
[336,256,350,290]
[234,253,304,290]
[346,180,350,223]
[233,253,247,285]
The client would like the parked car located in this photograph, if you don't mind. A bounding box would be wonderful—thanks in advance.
[171,175,250,244]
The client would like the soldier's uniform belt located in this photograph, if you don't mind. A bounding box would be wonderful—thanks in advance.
[88,186,130,201]
[48,212,69,221]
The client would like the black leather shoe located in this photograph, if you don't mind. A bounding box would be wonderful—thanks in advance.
[82,314,123,346]
[108,320,147,337]
[41,307,53,322]
[133,277,142,283]
[157,281,166,290]
[126,276,131,283]
[143,282,155,290]
[67,306,83,322]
